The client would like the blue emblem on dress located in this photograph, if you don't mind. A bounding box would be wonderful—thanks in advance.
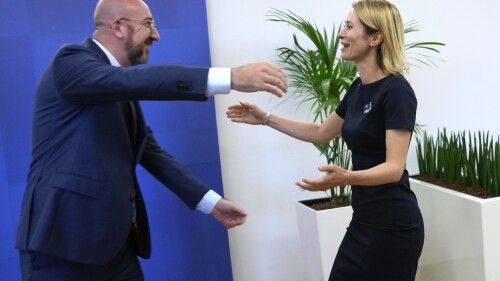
[363,102,372,114]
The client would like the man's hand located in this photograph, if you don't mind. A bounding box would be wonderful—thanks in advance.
[211,198,248,229]
[231,62,288,97]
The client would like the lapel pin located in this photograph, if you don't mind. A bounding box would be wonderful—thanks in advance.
[363,102,372,114]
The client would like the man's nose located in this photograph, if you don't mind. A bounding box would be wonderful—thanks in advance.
[151,27,160,41]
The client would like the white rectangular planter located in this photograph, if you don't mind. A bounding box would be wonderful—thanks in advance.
[295,199,352,281]
[411,178,500,281]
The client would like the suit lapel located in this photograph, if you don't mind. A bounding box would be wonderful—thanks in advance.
[82,38,146,164]
[131,101,147,165]
[129,101,138,146]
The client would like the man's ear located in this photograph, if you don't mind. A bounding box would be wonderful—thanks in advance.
[370,31,384,48]
[110,19,126,39]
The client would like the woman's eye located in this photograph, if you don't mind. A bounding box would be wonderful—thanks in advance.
[343,23,353,30]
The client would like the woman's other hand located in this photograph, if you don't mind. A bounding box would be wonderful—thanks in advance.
[226,101,267,125]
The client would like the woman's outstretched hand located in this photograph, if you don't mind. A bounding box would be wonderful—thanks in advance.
[226,101,267,125]
[296,165,349,191]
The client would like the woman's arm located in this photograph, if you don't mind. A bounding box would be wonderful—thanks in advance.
[296,128,411,191]
[349,128,412,185]
[227,101,343,144]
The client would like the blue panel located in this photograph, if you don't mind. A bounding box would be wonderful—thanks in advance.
[0,0,232,280]
[0,257,20,281]
[31,35,92,80]
[0,115,24,281]
[176,0,211,29]
[0,36,35,183]
[0,1,30,37]
[0,130,15,258]
[138,167,230,281]
[138,103,221,168]
[25,0,95,35]
[148,28,211,66]
[146,1,179,28]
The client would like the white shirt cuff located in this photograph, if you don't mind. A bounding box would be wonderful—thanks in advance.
[196,190,222,214]
[206,68,231,96]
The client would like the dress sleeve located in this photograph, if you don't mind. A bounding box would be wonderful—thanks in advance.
[335,93,348,119]
[335,79,358,119]
[383,77,417,132]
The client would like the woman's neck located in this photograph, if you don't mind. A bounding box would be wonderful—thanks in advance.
[356,60,388,85]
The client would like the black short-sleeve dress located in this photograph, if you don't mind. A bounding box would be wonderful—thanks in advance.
[329,74,424,281]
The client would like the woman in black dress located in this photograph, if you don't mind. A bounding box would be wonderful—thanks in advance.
[226,0,424,280]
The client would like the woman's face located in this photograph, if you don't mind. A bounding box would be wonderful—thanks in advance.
[338,10,372,63]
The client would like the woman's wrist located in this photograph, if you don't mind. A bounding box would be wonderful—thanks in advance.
[262,112,271,126]
[344,170,350,186]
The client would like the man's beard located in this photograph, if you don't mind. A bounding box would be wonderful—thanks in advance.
[125,37,150,66]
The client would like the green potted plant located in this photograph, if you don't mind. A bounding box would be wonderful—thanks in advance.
[268,9,355,210]
[267,9,444,280]
[415,129,499,197]
[410,128,500,281]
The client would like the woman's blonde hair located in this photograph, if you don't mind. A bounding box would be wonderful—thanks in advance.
[353,0,407,74]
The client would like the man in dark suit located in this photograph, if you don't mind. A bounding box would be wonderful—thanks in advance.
[15,0,287,280]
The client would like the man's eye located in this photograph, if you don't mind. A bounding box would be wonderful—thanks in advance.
[146,20,156,28]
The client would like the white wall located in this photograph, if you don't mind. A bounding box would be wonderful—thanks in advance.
[206,0,500,280]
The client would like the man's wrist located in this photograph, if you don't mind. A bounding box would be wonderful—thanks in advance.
[206,68,231,96]
[196,190,222,214]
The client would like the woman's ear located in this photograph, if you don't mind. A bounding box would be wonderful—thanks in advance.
[370,31,384,48]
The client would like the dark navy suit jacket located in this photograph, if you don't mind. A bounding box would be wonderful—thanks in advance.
[16,38,213,265]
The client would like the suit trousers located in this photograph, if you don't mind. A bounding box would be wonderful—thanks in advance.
[19,235,144,281]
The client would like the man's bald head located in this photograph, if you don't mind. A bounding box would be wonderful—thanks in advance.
[93,0,149,29]
[92,0,159,67]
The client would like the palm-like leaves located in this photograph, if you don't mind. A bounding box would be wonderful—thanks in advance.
[268,9,357,124]
[405,20,446,68]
